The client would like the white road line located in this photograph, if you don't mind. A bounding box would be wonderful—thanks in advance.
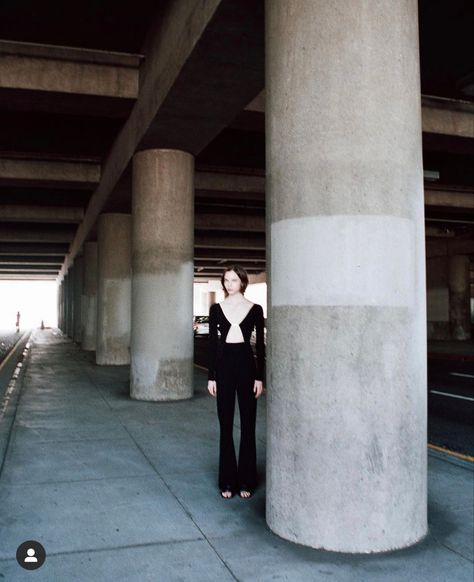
[451,372,474,379]
[430,390,474,402]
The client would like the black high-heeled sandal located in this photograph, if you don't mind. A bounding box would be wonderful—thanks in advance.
[239,485,253,499]
[220,486,234,499]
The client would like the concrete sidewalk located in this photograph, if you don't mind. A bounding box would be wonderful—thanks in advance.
[0,330,472,581]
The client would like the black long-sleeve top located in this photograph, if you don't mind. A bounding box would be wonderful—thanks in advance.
[208,302,265,381]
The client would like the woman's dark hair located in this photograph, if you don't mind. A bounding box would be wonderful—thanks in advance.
[221,264,249,296]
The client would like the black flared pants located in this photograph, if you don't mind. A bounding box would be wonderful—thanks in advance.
[216,343,257,490]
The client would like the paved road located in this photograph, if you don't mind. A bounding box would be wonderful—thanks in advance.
[428,357,474,457]
[0,329,21,365]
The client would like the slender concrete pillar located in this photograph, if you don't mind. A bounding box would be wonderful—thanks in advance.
[66,268,74,338]
[82,242,98,351]
[131,149,194,400]
[62,275,68,334]
[73,255,84,343]
[61,282,65,331]
[96,214,132,365]
[266,0,427,552]
[57,281,63,331]
[448,255,471,340]
[63,278,68,333]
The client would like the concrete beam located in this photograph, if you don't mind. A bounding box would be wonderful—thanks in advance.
[247,91,474,139]
[0,224,74,243]
[0,157,100,188]
[194,270,264,279]
[195,263,264,271]
[426,217,474,226]
[195,171,264,192]
[194,259,265,268]
[137,0,264,153]
[64,0,264,274]
[195,232,264,250]
[196,190,265,205]
[0,242,68,255]
[194,248,265,260]
[0,205,84,223]
[245,91,265,112]
[0,40,140,99]
[194,212,264,231]
[426,238,474,258]
[0,265,59,272]
[0,274,57,280]
[425,188,474,209]
[425,226,457,238]
[421,96,474,138]
[198,178,474,213]
[0,256,63,265]
[0,188,91,208]
[0,89,135,118]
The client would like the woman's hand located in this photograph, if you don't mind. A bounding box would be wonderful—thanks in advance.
[253,380,264,399]
[208,380,217,397]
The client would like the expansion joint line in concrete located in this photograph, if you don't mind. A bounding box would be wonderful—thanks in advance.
[0,332,32,481]
[82,367,240,582]
[0,537,206,564]
[428,529,474,564]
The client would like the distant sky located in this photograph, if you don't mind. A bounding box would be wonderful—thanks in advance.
[0,281,57,330]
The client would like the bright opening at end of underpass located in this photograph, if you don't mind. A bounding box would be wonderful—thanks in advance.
[0,280,58,330]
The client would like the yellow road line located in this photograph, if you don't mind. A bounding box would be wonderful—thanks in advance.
[0,331,28,373]
[428,443,474,463]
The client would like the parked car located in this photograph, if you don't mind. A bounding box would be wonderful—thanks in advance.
[193,316,209,336]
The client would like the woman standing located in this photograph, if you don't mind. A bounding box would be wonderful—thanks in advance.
[207,265,265,499]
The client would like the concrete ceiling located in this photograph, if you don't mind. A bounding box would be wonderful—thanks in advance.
[0,0,472,282]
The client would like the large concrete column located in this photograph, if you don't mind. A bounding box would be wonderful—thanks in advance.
[266,0,427,552]
[66,268,74,338]
[82,241,98,351]
[96,214,132,365]
[448,255,471,340]
[73,255,84,343]
[131,149,194,401]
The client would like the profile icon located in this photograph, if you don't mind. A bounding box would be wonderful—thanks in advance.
[24,548,38,563]
[16,540,46,570]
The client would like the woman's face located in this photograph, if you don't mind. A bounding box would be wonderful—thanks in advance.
[224,270,242,296]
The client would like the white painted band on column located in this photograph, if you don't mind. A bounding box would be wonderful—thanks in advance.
[271,215,415,307]
[102,278,131,337]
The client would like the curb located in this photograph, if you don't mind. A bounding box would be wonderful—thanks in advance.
[0,332,32,478]
[428,444,474,471]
